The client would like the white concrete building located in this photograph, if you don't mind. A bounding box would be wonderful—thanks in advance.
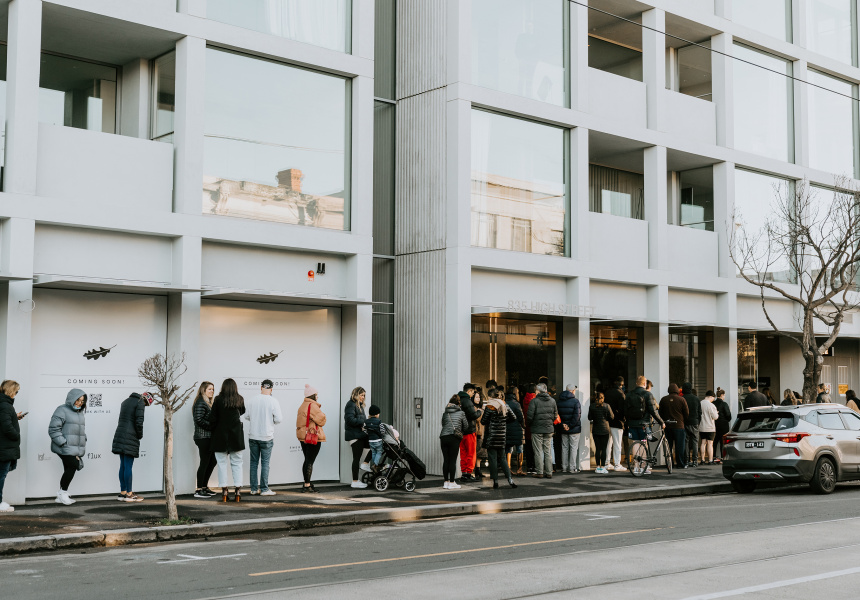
[2,0,860,501]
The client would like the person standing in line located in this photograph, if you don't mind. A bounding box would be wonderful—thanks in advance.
[681,383,701,467]
[481,389,517,489]
[440,394,467,489]
[457,383,481,482]
[588,392,614,474]
[111,391,153,502]
[557,384,582,474]
[474,386,487,479]
[846,390,860,413]
[209,378,246,502]
[296,384,326,493]
[762,387,777,405]
[244,379,283,496]
[0,380,24,512]
[505,386,525,475]
[625,376,665,475]
[698,390,719,465]
[48,389,88,505]
[192,382,218,498]
[659,384,689,469]
[604,377,627,472]
[521,384,538,474]
[713,389,732,464]
[781,388,796,406]
[345,386,371,489]
[526,383,558,478]
[793,391,803,403]
[816,383,832,404]
[743,381,768,409]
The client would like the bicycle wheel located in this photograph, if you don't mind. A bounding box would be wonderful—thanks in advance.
[628,442,648,477]
[662,439,673,474]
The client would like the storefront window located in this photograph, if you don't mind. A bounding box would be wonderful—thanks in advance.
[733,44,794,163]
[669,330,713,393]
[590,325,642,395]
[807,0,855,65]
[206,0,351,53]
[807,70,857,178]
[471,0,567,106]
[731,0,792,41]
[39,54,117,134]
[471,110,567,256]
[679,167,714,231]
[151,51,175,143]
[203,49,350,230]
[471,316,558,393]
[589,165,644,220]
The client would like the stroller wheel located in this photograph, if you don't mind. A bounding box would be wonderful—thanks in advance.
[394,479,405,488]
[404,481,416,492]
[361,472,373,484]
[374,476,389,492]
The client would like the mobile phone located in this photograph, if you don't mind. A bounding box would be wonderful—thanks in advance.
[20,412,28,417]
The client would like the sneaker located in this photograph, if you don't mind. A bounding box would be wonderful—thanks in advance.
[443,481,450,489]
[0,501,14,512]
[360,462,372,472]
[194,490,210,499]
[605,464,615,471]
[202,488,218,496]
[250,490,260,495]
[644,468,653,475]
[118,494,130,502]
[350,481,368,489]
[260,490,276,496]
[448,482,461,489]
[128,494,144,502]
[614,465,627,472]
[300,486,313,493]
[56,491,75,505]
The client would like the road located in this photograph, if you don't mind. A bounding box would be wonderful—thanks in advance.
[3,484,860,599]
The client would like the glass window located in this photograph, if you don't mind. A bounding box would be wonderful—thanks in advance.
[841,411,860,430]
[206,0,351,53]
[679,167,714,231]
[674,42,712,100]
[374,0,396,100]
[203,49,350,230]
[39,54,117,134]
[731,0,792,41]
[733,44,794,163]
[807,0,855,65]
[807,70,857,177]
[589,165,643,219]
[732,413,796,432]
[588,36,643,81]
[152,52,175,143]
[817,411,846,430]
[471,110,566,256]
[0,45,7,168]
[471,0,567,106]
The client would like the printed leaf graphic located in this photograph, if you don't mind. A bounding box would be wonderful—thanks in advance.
[256,351,284,365]
[83,345,116,361]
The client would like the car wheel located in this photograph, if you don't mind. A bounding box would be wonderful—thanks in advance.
[731,480,756,494]
[810,457,837,494]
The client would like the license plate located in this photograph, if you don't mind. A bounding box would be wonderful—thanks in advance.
[745,441,765,448]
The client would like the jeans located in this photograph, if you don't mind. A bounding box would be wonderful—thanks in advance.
[561,433,581,471]
[440,434,460,482]
[194,438,218,488]
[59,454,79,491]
[118,454,134,493]
[459,433,477,474]
[487,447,512,482]
[608,427,624,467]
[0,460,15,503]
[300,442,321,484]
[249,439,274,492]
[531,433,553,475]
[214,451,243,488]
[667,429,687,466]
[593,434,609,467]
[369,440,384,466]
[350,438,370,480]
[685,425,700,464]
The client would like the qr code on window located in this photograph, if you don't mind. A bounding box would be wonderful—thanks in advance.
[89,394,103,407]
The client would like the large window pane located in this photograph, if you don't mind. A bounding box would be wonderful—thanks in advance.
[374,0,395,99]
[471,0,567,106]
[679,166,714,231]
[807,0,855,65]
[0,45,7,168]
[152,52,175,143]
[733,44,793,163]
[203,49,350,230]
[207,0,351,53]
[808,71,857,177]
[39,54,117,134]
[589,165,644,219]
[471,110,566,256]
[732,0,791,41]
[588,36,643,81]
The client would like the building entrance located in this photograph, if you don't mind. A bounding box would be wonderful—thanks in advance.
[471,316,558,393]
[590,324,643,395]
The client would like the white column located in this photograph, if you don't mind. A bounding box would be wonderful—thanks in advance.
[792,60,809,168]
[173,36,207,215]
[642,8,666,132]
[644,145,668,270]
[177,0,206,17]
[714,328,739,420]
[350,75,375,235]
[447,0,470,85]
[120,59,150,139]
[714,0,731,19]
[645,285,669,397]
[570,127,589,261]
[711,33,734,149]
[713,161,735,278]
[4,0,42,195]
[352,0,375,61]
[565,276,591,470]
[569,0,589,112]
[0,218,35,505]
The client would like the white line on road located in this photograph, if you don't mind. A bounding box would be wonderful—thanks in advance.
[158,553,247,564]
[682,566,860,599]
[584,514,619,520]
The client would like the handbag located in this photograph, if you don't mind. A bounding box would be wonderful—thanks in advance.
[304,405,319,445]
[553,414,561,425]
[76,456,84,471]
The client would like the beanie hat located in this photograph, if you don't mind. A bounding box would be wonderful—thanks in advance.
[141,392,155,406]
[304,384,319,398]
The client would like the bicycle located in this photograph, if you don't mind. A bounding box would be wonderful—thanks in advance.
[627,425,673,476]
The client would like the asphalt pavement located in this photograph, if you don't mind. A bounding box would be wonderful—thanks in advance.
[2,481,860,599]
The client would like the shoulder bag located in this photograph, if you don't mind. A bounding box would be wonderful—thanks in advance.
[304,405,319,445]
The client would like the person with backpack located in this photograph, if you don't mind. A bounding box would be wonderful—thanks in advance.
[505,386,526,476]
[556,384,582,473]
[604,377,627,472]
[659,384,689,469]
[624,376,664,473]
[681,383,701,467]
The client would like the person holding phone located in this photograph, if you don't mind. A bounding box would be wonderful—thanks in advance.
[0,380,23,512]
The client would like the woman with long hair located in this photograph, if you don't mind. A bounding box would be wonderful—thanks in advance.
[781,388,795,406]
[440,394,467,489]
[0,380,23,512]
[209,378,245,502]
[505,385,525,475]
[192,381,218,498]
[296,384,327,492]
[344,386,370,489]
[713,389,732,463]
[762,387,777,405]
[588,391,614,474]
[698,390,719,465]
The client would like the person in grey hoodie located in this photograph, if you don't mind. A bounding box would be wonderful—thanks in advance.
[526,383,559,478]
[48,389,87,505]
[440,395,468,489]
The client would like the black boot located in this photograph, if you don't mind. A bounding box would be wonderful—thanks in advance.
[508,478,518,489]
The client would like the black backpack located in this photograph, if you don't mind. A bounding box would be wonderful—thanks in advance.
[624,389,646,421]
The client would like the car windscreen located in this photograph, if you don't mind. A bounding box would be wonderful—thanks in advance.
[732,413,796,433]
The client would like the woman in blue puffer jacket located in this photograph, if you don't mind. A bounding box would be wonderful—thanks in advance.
[48,388,87,505]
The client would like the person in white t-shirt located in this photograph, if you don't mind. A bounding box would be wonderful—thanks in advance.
[698,391,719,465]
[243,379,283,495]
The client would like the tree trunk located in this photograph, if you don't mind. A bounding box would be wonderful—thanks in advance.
[802,352,821,404]
[163,408,177,521]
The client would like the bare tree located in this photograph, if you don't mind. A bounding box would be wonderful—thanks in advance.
[730,179,860,403]
[138,353,196,521]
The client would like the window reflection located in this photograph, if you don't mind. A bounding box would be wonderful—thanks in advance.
[39,54,117,134]
[589,165,643,220]
[732,0,791,41]
[202,49,349,230]
[678,167,714,231]
[471,110,566,256]
[588,36,642,82]
[807,71,857,177]
[152,52,175,143]
[807,0,855,65]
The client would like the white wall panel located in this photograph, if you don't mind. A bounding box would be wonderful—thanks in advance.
[587,213,649,270]
[587,68,647,130]
[737,295,796,330]
[471,270,566,310]
[590,282,649,320]
[660,91,716,144]
[667,225,719,277]
[668,289,718,324]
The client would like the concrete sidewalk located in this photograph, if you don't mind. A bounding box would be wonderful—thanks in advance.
[0,465,733,554]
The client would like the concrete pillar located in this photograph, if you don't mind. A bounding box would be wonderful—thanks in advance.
[353,0,375,60]
[714,328,739,420]
[351,75,375,234]
[713,161,735,278]
[120,59,151,139]
[711,33,734,149]
[570,127,589,262]
[177,0,206,17]
[642,8,666,132]
[173,36,206,215]
[714,0,731,19]
[645,285,669,397]
[565,276,591,470]
[569,0,589,112]
[4,0,42,195]
[644,145,668,270]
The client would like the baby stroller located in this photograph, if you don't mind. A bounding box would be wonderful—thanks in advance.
[361,427,426,492]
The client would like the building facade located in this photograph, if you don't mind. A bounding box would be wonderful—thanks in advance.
[1,0,860,502]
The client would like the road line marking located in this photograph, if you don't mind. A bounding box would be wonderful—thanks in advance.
[248,528,663,577]
[682,566,860,599]
[158,553,247,564]
[585,514,619,520]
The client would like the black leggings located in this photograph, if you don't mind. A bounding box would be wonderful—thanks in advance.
[59,455,78,491]
[300,442,322,484]
[487,447,512,482]
[350,438,370,480]
[593,434,609,467]
[440,434,460,482]
[195,438,218,488]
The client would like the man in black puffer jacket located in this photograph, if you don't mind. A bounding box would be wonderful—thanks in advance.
[604,377,627,472]
[458,384,482,481]
[556,384,582,473]
[681,383,700,467]
[111,392,151,501]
